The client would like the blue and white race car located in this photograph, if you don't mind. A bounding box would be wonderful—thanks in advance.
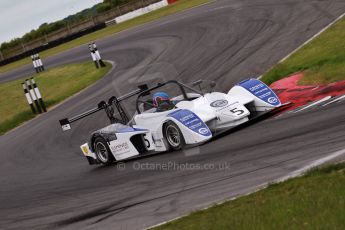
[59,79,281,165]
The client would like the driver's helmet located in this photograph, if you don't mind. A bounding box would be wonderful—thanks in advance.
[153,92,170,106]
[152,92,174,112]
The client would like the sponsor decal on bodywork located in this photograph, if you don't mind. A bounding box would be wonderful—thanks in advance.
[80,143,95,159]
[237,78,281,106]
[198,128,209,135]
[168,109,212,136]
[210,99,228,108]
[110,142,130,155]
[81,146,90,156]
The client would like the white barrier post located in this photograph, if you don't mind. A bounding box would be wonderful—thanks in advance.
[92,42,106,67]
[37,54,45,72]
[31,55,39,73]
[26,79,42,113]
[31,77,46,112]
[34,54,41,72]
[22,83,37,114]
[89,44,99,69]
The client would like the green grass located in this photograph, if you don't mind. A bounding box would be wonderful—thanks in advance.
[153,162,345,230]
[261,17,345,85]
[0,0,210,74]
[0,61,111,135]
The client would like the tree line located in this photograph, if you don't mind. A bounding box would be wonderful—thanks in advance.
[0,0,135,52]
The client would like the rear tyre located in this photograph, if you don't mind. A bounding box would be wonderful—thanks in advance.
[94,137,114,165]
[164,121,185,151]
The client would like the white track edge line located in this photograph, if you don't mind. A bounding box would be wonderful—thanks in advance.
[292,96,332,113]
[322,94,345,107]
[258,12,345,80]
[277,148,345,182]
[147,147,345,229]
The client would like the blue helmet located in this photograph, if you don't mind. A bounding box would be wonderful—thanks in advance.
[152,92,170,106]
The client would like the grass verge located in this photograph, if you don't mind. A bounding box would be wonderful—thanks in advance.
[153,162,345,230]
[0,0,210,74]
[0,61,111,135]
[261,16,345,85]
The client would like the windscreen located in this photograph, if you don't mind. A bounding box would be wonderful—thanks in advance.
[137,82,200,114]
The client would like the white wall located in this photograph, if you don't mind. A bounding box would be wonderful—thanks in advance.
[114,0,169,24]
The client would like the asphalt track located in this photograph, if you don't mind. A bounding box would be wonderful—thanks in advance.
[1,0,345,229]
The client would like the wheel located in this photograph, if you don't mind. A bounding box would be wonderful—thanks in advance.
[94,137,114,165]
[164,121,185,150]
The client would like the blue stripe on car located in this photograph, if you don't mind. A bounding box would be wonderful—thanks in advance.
[116,127,148,133]
[168,109,212,137]
[237,78,281,106]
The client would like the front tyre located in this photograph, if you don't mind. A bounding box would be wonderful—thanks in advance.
[94,137,114,165]
[164,121,185,151]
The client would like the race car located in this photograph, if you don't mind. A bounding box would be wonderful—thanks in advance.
[59,78,281,165]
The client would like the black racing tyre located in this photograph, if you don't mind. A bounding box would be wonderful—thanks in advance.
[94,137,115,165]
[164,121,185,151]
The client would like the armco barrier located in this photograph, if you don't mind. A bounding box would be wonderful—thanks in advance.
[0,0,161,66]
[0,23,106,66]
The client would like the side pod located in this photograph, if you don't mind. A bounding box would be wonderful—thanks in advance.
[228,78,281,111]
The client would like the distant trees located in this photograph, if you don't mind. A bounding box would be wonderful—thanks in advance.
[97,2,112,13]
[0,20,68,51]
[0,0,136,52]
[0,38,22,51]
[98,0,135,13]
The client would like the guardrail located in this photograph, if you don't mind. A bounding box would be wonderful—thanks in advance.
[0,0,162,66]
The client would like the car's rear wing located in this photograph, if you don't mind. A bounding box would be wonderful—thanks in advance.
[59,84,148,131]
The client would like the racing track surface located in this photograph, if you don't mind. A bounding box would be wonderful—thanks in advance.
[1,0,345,229]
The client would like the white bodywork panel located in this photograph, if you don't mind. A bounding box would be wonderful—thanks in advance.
[108,132,143,160]
[228,79,281,111]
[134,110,212,147]
[81,143,96,159]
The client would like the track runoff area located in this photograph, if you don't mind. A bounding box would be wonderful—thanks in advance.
[0,0,343,229]
[20,42,106,117]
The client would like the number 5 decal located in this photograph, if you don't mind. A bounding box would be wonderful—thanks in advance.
[230,108,245,115]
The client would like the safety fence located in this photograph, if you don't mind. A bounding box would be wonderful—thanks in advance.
[0,0,163,66]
